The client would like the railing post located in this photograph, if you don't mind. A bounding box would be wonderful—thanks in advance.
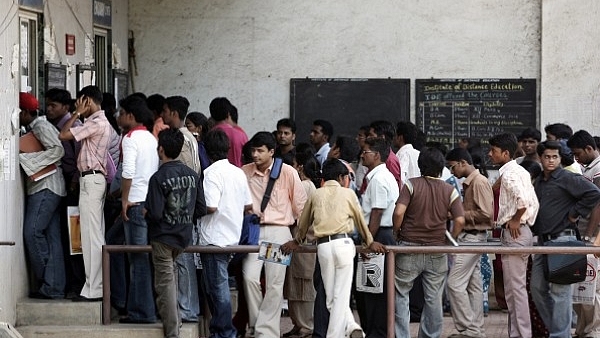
[386,251,396,338]
[102,245,111,325]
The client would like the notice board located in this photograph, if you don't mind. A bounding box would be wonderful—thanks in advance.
[416,79,537,151]
[290,78,410,144]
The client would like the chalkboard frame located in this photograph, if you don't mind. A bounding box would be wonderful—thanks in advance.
[290,78,410,146]
[44,63,67,91]
[415,78,537,152]
[76,64,96,91]
[112,69,128,106]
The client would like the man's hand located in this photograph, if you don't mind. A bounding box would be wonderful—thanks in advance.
[121,200,138,222]
[280,240,300,255]
[369,241,387,254]
[507,219,521,239]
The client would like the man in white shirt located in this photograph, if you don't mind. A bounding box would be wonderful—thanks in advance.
[117,95,159,323]
[200,130,253,338]
[395,121,421,183]
[310,120,333,166]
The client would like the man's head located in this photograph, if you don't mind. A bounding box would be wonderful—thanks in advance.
[146,94,166,120]
[537,140,563,174]
[276,118,296,148]
[45,88,72,121]
[368,120,395,141]
[418,148,446,178]
[329,135,359,163]
[361,137,389,170]
[488,133,518,166]
[518,127,542,157]
[544,123,573,141]
[567,130,599,166]
[118,95,154,131]
[356,125,370,148]
[310,119,333,149]
[248,131,277,168]
[162,96,190,127]
[76,85,103,117]
[445,147,474,179]
[185,112,209,139]
[395,121,418,148]
[157,128,185,161]
[209,97,232,122]
[19,92,39,126]
[322,158,349,184]
[204,129,230,162]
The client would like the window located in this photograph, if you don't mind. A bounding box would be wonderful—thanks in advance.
[19,12,39,94]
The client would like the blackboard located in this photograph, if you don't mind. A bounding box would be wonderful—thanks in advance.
[44,63,67,90]
[112,69,128,105]
[416,78,537,150]
[290,78,410,145]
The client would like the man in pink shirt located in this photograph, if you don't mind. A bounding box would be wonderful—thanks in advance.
[209,97,248,167]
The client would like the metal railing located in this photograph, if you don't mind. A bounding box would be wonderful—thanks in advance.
[102,244,600,337]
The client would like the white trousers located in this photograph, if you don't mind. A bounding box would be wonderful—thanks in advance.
[243,226,291,338]
[78,173,106,298]
[318,237,361,338]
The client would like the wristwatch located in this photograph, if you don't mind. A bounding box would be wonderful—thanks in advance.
[583,235,591,243]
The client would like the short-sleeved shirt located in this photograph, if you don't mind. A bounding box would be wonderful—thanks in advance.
[462,170,494,231]
[70,110,112,174]
[362,163,399,227]
[497,160,539,227]
[121,127,159,203]
[200,159,252,247]
[396,144,421,184]
[397,176,464,245]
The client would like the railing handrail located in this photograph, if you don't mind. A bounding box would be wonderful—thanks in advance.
[101,243,600,336]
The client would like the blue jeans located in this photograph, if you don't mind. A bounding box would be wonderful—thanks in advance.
[123,203,156,321]
[106,216,126,309]
[531,235,575,338]
[201,251,237,338]
[24,189,65,298]
[176,252,199,321]
[395,249,448,338]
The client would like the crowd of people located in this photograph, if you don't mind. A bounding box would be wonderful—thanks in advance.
[17,86,600,338]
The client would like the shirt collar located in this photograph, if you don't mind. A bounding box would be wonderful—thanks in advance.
[462,170,479,186]
[366,163,387,180]
[498,159,518,177]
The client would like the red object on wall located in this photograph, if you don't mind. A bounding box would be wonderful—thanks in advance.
[66,34,75,55]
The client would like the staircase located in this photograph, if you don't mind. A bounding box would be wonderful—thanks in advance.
[15,298,199,338]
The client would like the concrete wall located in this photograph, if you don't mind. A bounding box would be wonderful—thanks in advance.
[541,0,600,135]
[129,0,541,137]
[0,0,129,324]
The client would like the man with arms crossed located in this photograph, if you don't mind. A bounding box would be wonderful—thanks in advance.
[242,132,307,337]
[487,133,539,338]
[446,147,494,338]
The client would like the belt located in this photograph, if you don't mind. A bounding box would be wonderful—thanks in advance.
[500,223,527,229]
[541,229,577,242]
[464,229,487,235]
[317,233,350,245]
[81,169,103,177]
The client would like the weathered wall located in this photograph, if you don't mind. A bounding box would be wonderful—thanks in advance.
[541,0,600,135]
[129,0,541,137]
[0,0,28,324]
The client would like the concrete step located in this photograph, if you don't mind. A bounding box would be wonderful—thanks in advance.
[16,323,199,338]
[16,298,101,326]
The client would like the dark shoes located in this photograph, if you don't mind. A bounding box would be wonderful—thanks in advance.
[29,291,53,299]
[119,317,155,324]
[71,295,102,302]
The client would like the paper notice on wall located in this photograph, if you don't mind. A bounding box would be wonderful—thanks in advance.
[3,138,10,181]
[85,38,94,64]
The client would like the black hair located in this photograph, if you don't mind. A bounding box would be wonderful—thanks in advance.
[536,140,564,157]
[396,121,418,145]
[488,133,519,158]
[209,97,232,122]
[313,119,334,140]
[242,141,253,165]
[294,147,321,188]
[425,141,448,156]
[119,94,154,132]
[158,128,184,159]
[364,137,390,162]
[595,136,600,150]
[45,88,71,105]
[468,146,488,177]
[248,131,277,150]
[77,85,103,105]
[276,118,296,133]
[333,135,360,163]
[165,96,190,120]
[567,130,597,151]
[278,152,295,166]
[204,129,230,162]
[130,92,147,101]
[186,112,209,139]
[230,104,238,124]
[369,120,395,141]
[146,94,166,117]
[322,158,349,182]
[544,123,573,140]
[103,92,120,134]
[295,142,316,158]
[520,160,542,181]
[446,147,473,165]
[418,148,445,177]
[518,127,542,142]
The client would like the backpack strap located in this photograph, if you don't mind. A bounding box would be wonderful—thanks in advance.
[260,157,283,213]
